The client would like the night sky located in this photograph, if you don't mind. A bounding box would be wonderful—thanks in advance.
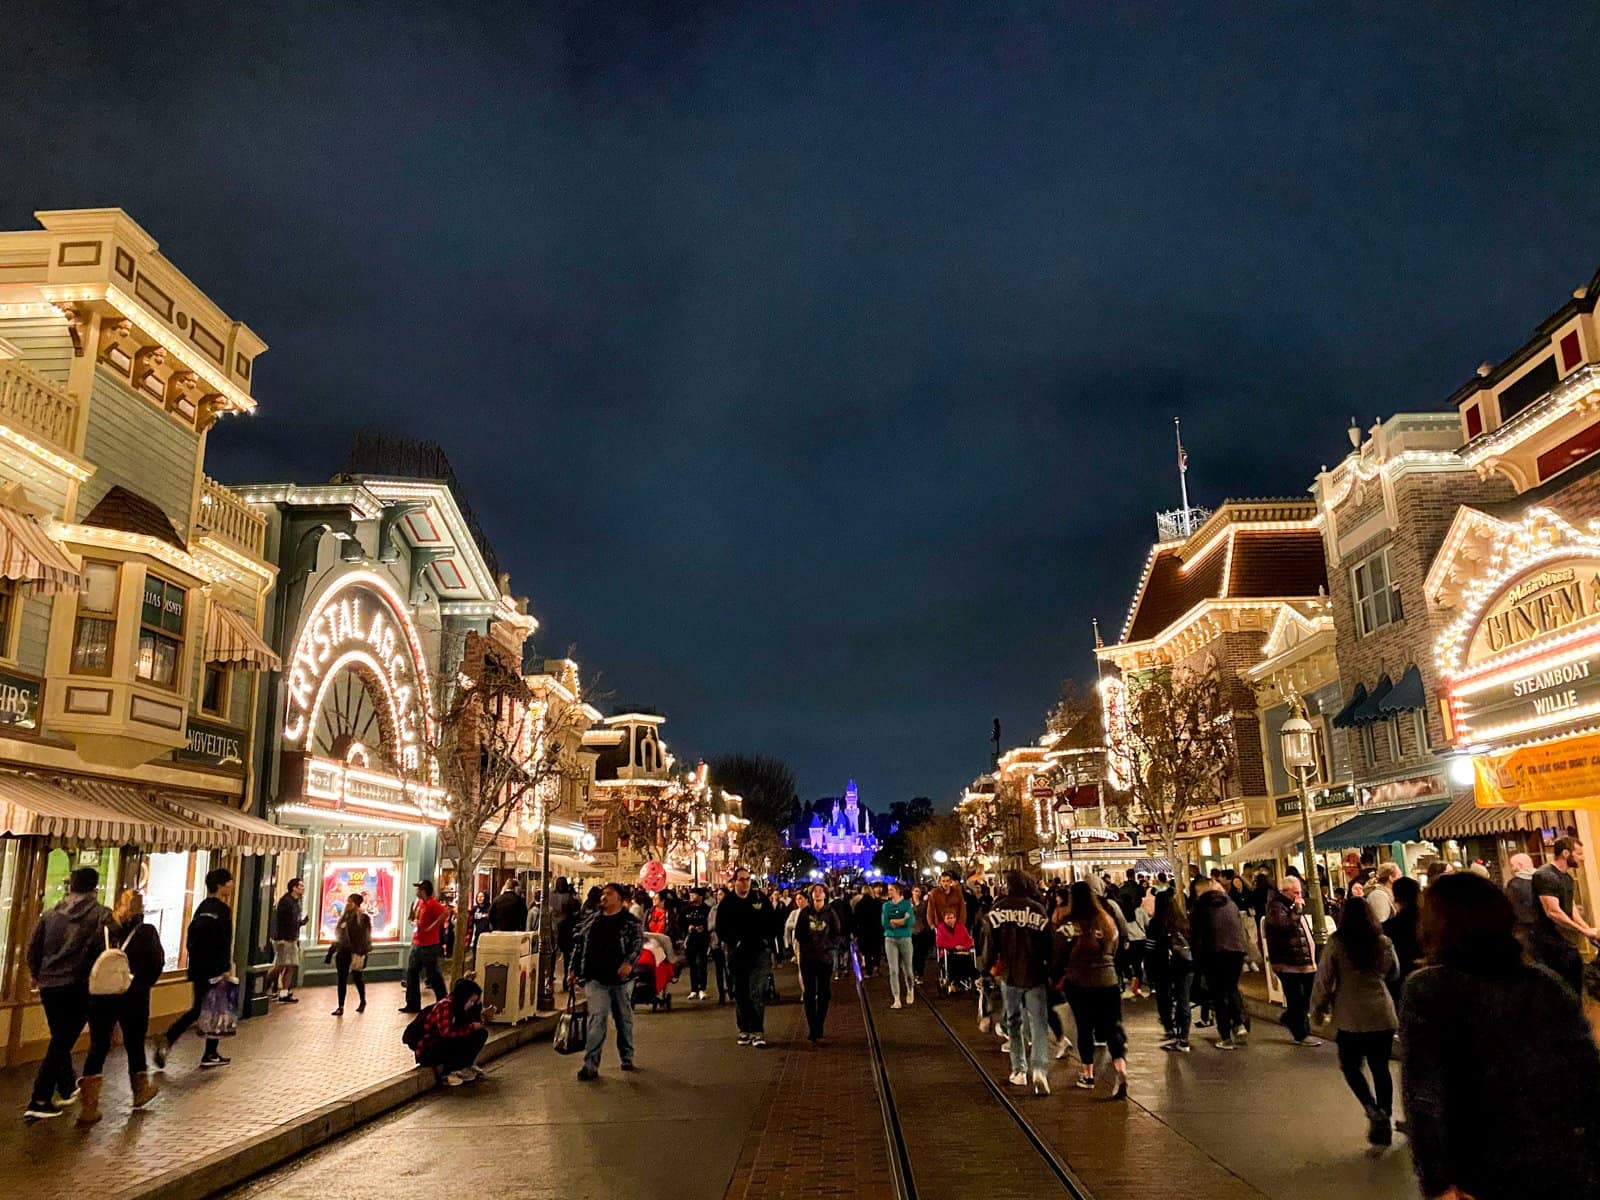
[5,4,1600,808]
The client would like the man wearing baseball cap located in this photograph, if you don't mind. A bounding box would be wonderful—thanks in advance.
[399,880,449,1013]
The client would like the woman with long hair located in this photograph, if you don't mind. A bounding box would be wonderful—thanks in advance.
[1063,879,1128,1097]
[330,892,373,1016]
[1402,873,1600,1198]
[1310,896,1399,1144]
[77,889,164,1122]
[1149,887,1194,1052]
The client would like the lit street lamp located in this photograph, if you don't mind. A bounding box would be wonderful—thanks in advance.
[1280,700,1329,946]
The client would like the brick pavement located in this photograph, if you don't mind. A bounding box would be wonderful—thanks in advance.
[0,980,529,1200]
[722,983,894,1200]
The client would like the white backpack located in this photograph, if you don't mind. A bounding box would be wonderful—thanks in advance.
[88,925,134,996]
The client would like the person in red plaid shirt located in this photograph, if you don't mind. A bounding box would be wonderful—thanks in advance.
[413,978,496,1086]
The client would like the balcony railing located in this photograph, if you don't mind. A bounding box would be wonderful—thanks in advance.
[197,475,267,559]
[0,359,79,455]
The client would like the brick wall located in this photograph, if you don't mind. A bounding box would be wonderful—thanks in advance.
[1329,466,1513,785]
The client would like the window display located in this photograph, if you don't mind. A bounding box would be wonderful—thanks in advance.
[142,850,195,972]
[320,859,402,943]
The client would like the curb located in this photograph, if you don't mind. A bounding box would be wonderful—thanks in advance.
[123,1015,557,1200]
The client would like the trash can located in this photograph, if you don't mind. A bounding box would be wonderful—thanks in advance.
[474,931,537,1023]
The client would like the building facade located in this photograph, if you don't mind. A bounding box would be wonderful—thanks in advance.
[1097,499,1329,873]
[0,209,299,1063]
[806,779,881,872]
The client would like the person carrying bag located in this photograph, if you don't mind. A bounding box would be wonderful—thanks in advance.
[554,989,589,1055]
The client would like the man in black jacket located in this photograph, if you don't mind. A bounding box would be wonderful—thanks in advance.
[793,885,841,1042]
[716,867,778,1047]
[265,878,306,1004]
[681,889,711,1000]
[569,882,643,1081]
[154,867,236,1071]
[982,871,1053,1095]
[24,866,111,1120]
[490,879,528,933]
[1191,878,1251,1050]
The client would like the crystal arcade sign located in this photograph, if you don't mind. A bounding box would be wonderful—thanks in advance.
[282,572,434,772]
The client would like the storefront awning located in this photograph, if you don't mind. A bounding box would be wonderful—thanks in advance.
[1133,857,1174,876]
[1352,674,1394,725]
[0,507,83,593]
[0,776,227,851]
[1331,683,1368,729]
[1420,796,1578,841]
[1225,814,1342,864]
[1378,664,1426,716]
[156,794,306,855]
[1311,801,1452,852]
[205,602,282,670]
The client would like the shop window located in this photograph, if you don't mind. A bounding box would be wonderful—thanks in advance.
[0,840,18,986]
[1384,717,1401,762]
[1360,723,1377,768]
[44,846,120,911]
[141,850,199,972]
[1410,708,1429,757]
[1352,549,1403,636]
[200,664,231,717]
[70,561,119,674]
[136,574,186,689]
[319,859,404,943]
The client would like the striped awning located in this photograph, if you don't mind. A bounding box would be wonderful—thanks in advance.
[1421,796,1579,841]
[0,775,226,851]
[156,793,306,855]
[205,602,281,670]
[0,507,83,592]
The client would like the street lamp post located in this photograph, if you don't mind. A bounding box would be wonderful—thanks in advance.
[1279,700,1329,946]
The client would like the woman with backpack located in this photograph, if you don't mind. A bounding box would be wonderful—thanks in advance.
[1310,896,1400,1146]
[78,889,165,1123]
[328,892,373,1016]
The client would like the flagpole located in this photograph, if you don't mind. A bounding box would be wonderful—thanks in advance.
[1175,417,1192,535]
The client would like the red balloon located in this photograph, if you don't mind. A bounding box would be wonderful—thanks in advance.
[640,861,667,892]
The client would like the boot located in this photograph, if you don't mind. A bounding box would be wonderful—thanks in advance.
[131,1072,160,1108]
[75,1075,103,1125]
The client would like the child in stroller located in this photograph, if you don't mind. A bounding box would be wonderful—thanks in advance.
[935,911,978,994]
[632,930,677,1012]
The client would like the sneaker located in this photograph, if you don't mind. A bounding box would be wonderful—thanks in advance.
[1293,1037,1324,1048]
[1159,1039,1179,1051]
[1173,1041,1192,1053]
[576,1066,598,1081]
[1110,1067,1128,1100]
[1032,1071,1051,1096]
[398,1006,422,1014]
[278,994,299,1004]
[199,1053,231,1069]
[737,1033,753,1045]
[331,1008,344,1017]
[890,999,902,1010]
[1216,1039,1236,1051]
[1008,1070,1028,1086]
[444,1070,471,1087]
[51,1087,79,1108]
[752,1036,769,1049]
[23,1102,61,1121]
[151,1036,168,1070]
[1234,1026,1249,1043]
[1075,1075,1096,1089]
[620,1061,637,1072]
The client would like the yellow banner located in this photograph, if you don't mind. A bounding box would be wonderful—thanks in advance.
[1474,731,1600,810]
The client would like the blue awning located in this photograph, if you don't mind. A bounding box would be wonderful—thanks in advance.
[1331,682,1368,729]
[1378,664,1426,716]
[1307,801,1452,852]
[1352,674,1394,725]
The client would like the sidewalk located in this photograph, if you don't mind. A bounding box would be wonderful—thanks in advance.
[0,980,553,1200]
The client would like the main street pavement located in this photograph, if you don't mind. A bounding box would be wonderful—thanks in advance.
[0,980,552,1200]
[1,973,1421,1200]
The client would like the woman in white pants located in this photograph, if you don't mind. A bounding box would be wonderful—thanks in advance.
[881,881,917,1008]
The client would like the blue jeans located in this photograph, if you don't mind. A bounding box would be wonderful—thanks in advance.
[1001,983,1050,1076]
[582,980,634,1070]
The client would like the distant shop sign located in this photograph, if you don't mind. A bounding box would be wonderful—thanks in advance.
[0,669,41,732]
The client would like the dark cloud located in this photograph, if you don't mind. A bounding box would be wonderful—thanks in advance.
[2,1,1598,806]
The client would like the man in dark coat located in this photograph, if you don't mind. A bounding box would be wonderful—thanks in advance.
[24,866,111,1120]
[154,867,235,1072]
[1191,877,1252,1049]
[490,880,529,933]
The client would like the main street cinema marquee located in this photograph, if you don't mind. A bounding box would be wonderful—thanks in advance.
[279,570,445,820]
[1434,508,1600,808]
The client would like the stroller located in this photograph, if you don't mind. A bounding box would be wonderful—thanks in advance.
[633,930,677,1012]
[935,915,978,994]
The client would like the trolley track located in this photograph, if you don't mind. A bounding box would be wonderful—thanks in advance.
[854,961,1094,1200]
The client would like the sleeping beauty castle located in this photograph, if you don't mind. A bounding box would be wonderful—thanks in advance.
[806,779,881,872]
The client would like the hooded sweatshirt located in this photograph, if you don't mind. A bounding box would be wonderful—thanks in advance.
[1190,889,1250,957]
[27,890,112,989]
[981,893,1051,989]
